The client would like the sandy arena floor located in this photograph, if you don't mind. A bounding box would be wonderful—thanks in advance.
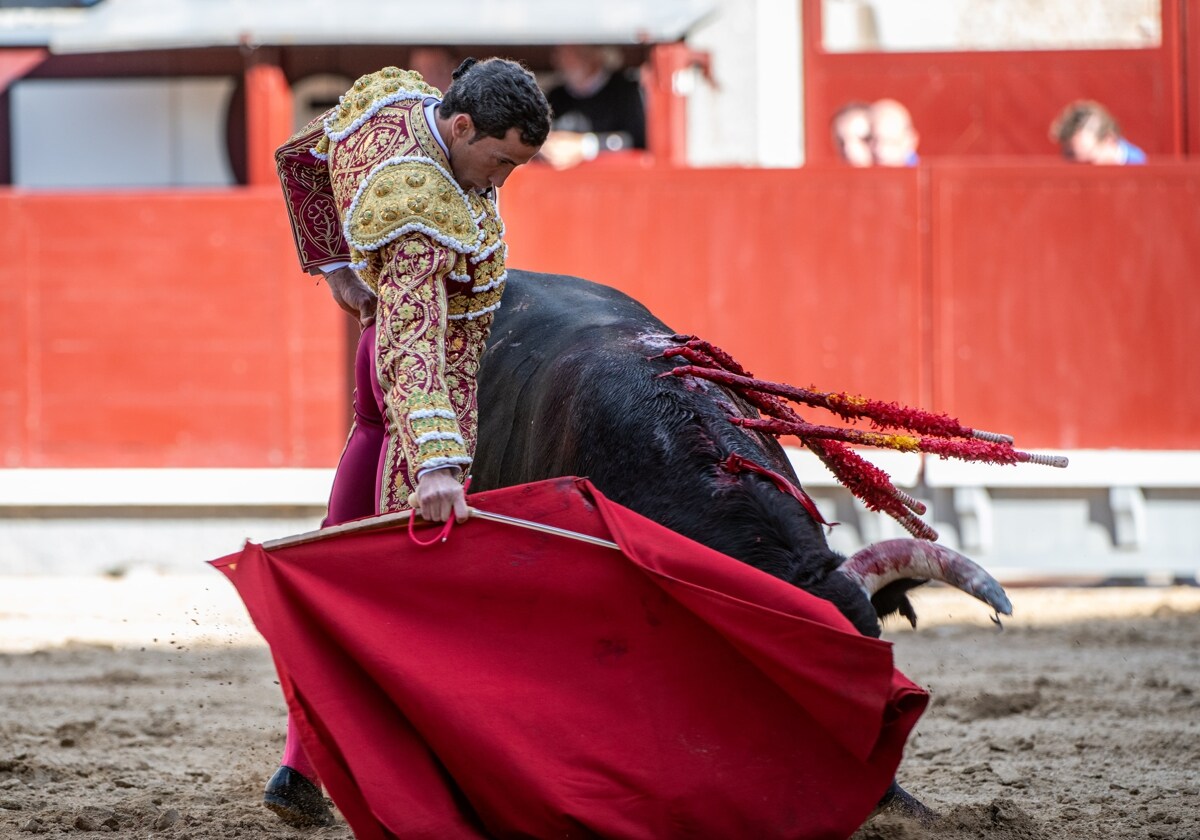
[1,573,1198,839]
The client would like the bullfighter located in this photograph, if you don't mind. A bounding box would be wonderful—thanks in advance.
[267,57,551,826]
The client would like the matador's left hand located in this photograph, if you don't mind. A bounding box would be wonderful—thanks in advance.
[412,469,470,523]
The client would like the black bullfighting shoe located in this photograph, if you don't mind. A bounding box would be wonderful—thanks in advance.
[263,765,336,827]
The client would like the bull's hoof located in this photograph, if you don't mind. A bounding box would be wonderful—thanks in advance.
[873,781,938,826]
[263,765,336,827]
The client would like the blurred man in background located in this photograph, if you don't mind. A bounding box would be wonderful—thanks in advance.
[868,98,920,166]
[830,100,873,167]
[539,44,646,169]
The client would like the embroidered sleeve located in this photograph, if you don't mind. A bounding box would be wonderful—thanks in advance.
[375,232,471,512]
[275,114,350,274]
[445,191,507,321]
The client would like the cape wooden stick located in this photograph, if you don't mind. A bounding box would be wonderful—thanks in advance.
[261,507,619,551]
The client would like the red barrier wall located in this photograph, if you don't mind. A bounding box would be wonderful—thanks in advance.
[2,162,1198,468]
[501,165,925,404]
[0,189,347,468]
[1187,0,1200,154]
[928,162,1200,449]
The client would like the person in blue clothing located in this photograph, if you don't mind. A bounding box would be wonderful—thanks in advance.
[1051,100,1147,165]
[868,98,920,167]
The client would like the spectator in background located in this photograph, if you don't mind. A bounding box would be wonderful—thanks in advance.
[830,101,873,167]
[408,46,459,93]
[1050,100,1146,165]
[868,98,920,166]
[539,44,646,170]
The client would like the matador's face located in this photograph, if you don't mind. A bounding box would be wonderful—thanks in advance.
[447,118,541,192]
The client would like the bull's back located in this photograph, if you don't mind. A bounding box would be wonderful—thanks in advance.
[486,269,666,347]
[473,270,674,490]
[473,269,843,600]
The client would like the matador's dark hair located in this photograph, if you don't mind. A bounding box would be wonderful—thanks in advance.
[439,57,552,147]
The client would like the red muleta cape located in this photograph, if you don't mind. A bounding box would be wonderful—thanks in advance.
[211,477,927,839]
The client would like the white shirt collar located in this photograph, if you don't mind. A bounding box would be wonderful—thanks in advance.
[423,97,449,158]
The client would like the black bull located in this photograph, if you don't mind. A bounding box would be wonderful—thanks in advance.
[472,269,940,638]
[469,268,1003,818]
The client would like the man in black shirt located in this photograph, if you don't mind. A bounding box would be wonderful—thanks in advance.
[541,44,646,168]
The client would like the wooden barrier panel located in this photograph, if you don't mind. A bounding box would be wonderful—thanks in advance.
[1188,0,1200,156]
[0,194,29,464]
[928,162,1200,449]
[501,165,926,407]
[0,189,347,468]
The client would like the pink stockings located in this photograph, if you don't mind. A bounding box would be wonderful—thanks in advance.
[280,325,386,780]
[323,324,387,527]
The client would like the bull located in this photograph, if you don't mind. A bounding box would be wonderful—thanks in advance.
[471,268,1025,820]
[473,269,1011,638]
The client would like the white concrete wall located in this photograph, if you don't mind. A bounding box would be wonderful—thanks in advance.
[821,0,1160,52]
[685,0,804,167]
[0,469,330,575]
[2,455,1197,581]
[11,77,236,187]
[790,450,1200,583]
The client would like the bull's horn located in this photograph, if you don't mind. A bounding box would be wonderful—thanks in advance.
[837,539,1012,617]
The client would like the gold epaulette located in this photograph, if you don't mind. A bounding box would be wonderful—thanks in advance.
[325,67,440,139]
[346,159,480,255]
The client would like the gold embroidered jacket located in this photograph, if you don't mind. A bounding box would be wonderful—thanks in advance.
[275,68,507,512]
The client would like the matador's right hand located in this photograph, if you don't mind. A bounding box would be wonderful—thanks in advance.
[323,266,377,328]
